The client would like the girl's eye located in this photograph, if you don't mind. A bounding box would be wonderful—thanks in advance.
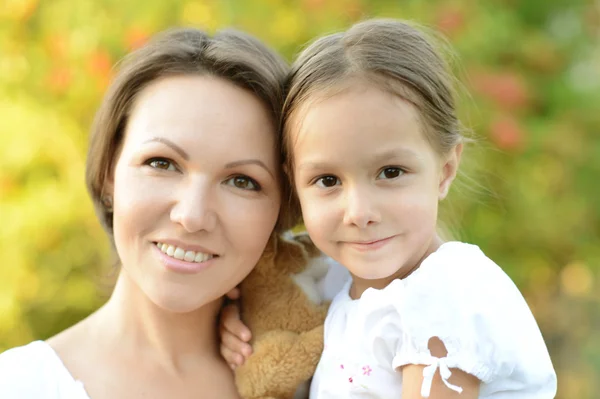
[377,167,404,180]
[224,175,261,191]
[146,158,177,171]
[315,176,340,188]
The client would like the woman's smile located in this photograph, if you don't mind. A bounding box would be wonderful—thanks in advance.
[153,242,218,274]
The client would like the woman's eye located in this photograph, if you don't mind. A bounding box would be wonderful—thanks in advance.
[377,167,404,180]
[146,158,177,171]
[225,175,261,191]
[315,176,340,188]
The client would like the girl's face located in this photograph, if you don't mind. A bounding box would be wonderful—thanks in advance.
[108,75,281,313]
[291,80,460,287]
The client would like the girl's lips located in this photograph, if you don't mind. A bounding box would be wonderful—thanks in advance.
[153,244,216,274]
[344,235,396,252]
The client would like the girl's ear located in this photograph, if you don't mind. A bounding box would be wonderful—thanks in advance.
[438,143,463,200]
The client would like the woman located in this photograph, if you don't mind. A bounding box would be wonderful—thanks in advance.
[0,27,299,398]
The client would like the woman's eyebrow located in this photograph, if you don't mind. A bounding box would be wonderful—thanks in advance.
[225,160,275,179]
[143,137,189,161]
[143,137,275,179]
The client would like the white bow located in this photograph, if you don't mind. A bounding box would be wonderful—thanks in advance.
[420,357,463,398]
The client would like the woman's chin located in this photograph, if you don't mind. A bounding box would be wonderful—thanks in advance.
[144,285,221,314]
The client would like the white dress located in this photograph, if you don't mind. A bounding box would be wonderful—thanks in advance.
[0,340,91,399]
[309,242,557,398]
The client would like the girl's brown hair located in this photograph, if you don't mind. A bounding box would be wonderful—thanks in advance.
[86,27,300,239]
[282,19,466,187]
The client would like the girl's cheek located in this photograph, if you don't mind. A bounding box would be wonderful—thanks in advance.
[302,199,331,232]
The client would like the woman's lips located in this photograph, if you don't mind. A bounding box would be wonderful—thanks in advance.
[153,243,217,274]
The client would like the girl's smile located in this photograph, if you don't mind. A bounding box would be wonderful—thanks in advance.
[340,235,399,252]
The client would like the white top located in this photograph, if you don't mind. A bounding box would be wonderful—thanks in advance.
[0,340,90,399]
[0,256,350,399]
[310,242,557,398]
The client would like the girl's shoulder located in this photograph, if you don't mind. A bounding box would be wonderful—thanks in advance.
[397,241,537,341]
[404,241,518,300]
[0,341,89,399]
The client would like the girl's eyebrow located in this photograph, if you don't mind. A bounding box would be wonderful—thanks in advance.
[297,148,422,171]
[369,148,422,163]
[297,161,331,171]
[143,137,189,160]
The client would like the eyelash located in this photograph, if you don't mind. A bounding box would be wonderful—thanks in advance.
[144,157,178,171]
[223,175,261,192]
[311,166,406,188]
[313,175,340,188]
[376,166,405,180]
[143,157,261,192]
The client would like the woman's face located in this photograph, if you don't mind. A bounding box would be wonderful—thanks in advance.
[108,75,281,313]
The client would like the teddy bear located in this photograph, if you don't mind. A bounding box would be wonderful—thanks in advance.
[235,232,332,399]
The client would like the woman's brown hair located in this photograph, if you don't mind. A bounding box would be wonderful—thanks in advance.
[86,27,300,240]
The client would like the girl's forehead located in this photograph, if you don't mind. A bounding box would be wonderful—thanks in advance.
[293,89,435,158]
[292,82,420,137]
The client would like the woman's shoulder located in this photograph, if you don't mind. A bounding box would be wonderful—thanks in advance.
[0,340,87,398]
[0,341,57,396]
[0,340,55,372]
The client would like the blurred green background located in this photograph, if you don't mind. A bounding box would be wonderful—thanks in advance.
[1,0,598,397]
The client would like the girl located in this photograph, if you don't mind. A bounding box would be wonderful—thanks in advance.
[221,19,557,398]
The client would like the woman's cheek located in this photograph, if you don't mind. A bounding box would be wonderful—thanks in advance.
[225,194,279,238]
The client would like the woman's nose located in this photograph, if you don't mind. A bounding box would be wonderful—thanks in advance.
[170,180,217,233]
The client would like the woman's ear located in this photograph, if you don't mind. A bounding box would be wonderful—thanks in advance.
[438,143,463,200]
[101,170,115,211]
[282,162,289,177]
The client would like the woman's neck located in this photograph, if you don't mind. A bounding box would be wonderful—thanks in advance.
[91,271,223,373]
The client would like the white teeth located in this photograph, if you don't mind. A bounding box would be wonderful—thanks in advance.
[166,245,175,256]
[184,251,195,262]
[173,247,185,260]
[156,242,214,264]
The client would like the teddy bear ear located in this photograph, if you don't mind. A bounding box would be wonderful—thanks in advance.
[292,233,320,258]
[260,233,280,260]
[272,236,310,274]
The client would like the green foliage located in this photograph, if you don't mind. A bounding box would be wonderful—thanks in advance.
[1,0,598,397]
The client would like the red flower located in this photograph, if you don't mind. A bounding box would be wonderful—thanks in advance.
[489,115,525,151]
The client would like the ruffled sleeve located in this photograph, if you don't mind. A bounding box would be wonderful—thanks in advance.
[357,242,532,397]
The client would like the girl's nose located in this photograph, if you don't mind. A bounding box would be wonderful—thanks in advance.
[342,186,381,228]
